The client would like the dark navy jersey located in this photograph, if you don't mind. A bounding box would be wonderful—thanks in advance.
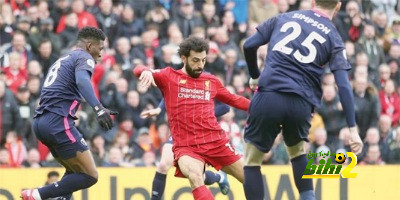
[257,10,350,106]
[35,49,95,117]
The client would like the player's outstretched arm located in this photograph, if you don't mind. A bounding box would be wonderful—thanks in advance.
[140,99,165,119]
[76,70,118,131]
[215,80,250,111]
[333,69,363,155]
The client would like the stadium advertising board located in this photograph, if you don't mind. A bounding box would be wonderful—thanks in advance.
[0,166,399,200]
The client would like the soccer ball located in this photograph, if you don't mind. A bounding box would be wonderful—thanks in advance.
[335,153,346,164]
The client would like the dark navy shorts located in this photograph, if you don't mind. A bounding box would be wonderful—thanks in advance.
[33,111,89,160]
[165,136,173,144]
[244,91,313,153]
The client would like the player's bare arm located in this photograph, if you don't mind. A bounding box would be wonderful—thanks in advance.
[133,64,157,89]
[141,99,164,119]
[349,127,363,155]
[139,70,157,88]
[248,78,259,91]
[140,107,162,119]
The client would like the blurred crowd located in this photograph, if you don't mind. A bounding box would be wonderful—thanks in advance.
[0,0,400,169]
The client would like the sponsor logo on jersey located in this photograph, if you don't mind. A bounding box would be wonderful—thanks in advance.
[178,87,210,101]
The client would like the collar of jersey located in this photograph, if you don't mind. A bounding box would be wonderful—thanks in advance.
[311,9,330,19]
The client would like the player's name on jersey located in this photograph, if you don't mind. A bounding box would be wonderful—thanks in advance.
[292,13,331,34]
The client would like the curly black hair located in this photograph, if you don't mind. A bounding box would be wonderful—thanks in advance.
[77,26,106,42]
[178,36,209,57]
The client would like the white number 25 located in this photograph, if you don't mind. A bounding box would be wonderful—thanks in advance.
[272,21,326,64]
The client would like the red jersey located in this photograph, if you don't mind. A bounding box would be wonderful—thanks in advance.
[134,66,250,146]
[379,90,400,126]
[3,67,28,94]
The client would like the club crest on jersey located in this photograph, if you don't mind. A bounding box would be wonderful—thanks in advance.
[179,79,187,84]
[205,80,210,90]
[87,59,95,68]
[81,138,87,146]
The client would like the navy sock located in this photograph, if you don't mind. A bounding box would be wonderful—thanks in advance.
[59,171,73,200]
[38,173,97,199]
[204,170,221,185]
[151,172,167,200]
[243,166,264,200]
[291,155,313,193]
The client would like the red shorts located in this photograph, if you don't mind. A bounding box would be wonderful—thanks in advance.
[173,138,242,178]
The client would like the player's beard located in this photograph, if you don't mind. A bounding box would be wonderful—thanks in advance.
[185,62,203,78]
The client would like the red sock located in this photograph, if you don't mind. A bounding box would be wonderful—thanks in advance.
[192,185,214,200]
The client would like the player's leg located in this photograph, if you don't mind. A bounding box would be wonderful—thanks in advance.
[23,114,98,200]
[36,149,97,200]
[221,157,245,182]
[201,138,243,195]
[22,147,76,200]
[54,157,75,200]
[169,140,230,195]
[36,156,92,200]
[203,171,220,185]
[242,143,266,200]
[151,142,174,200]
[208,158,240,196]
[204,170,230,195]
[242,92,283,200]
[286,141,315,200]
[177,155,214,200]
[282,93,315,200]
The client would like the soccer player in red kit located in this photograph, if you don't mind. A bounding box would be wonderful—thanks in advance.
[134,36,249,200]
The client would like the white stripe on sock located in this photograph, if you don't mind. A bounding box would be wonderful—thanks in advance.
[32,189,42,200]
